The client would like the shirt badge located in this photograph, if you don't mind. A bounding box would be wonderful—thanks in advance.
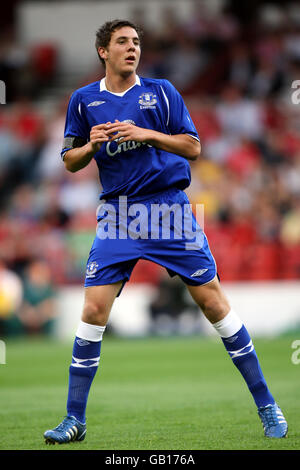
[138,92,157,109]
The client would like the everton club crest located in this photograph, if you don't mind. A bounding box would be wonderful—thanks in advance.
[86,261,99,278]
[139,92,157,109]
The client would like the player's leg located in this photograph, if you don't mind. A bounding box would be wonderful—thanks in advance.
[185,274,231,323]
[66,282,122,421]
[143,187,287,438]
[44,282,122,444]
[187,276,288,438]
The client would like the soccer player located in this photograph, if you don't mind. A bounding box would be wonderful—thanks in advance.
[44,19,288,444]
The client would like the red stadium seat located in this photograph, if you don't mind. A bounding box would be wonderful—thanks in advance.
[31,43,58,82]
[246,242,281,280]
[281,245,300,279]
[128,259,162,285]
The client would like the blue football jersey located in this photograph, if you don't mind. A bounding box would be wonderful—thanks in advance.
[62,76,199,199]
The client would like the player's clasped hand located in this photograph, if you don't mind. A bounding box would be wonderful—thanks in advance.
[105,119,150,143]
[90,120,150,152]
[90,122,111,152]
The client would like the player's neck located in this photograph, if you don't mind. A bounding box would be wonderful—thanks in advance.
[104,72,137,93]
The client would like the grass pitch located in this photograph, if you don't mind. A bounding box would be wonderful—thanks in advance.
[0,334,299,450]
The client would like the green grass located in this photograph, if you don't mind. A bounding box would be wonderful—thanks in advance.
[0,334,299,450]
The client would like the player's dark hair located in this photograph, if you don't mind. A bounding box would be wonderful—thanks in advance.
[95,19,143,66]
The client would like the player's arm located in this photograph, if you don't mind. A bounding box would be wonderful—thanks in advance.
[142,131,201,161]
[63,124,110,172]
[106,121,201,161]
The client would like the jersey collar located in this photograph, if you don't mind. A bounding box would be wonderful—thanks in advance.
[99,75,141,96]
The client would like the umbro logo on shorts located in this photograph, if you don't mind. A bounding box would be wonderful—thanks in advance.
[190,268,208,277]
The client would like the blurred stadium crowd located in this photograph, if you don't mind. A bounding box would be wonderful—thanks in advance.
[1,1,300,334]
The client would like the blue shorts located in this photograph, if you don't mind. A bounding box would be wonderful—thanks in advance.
[84,188,217,295]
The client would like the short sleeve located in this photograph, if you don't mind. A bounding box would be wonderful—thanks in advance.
[160,80,199,141]
[61,91,89,157]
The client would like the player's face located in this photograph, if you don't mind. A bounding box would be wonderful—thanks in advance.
[100,27,141,76]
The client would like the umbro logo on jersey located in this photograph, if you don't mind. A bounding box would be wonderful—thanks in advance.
[87,101,106,107]
[190,268,208,277]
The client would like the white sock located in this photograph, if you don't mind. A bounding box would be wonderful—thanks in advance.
[212,309,243,338]
[76,320,106,342]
